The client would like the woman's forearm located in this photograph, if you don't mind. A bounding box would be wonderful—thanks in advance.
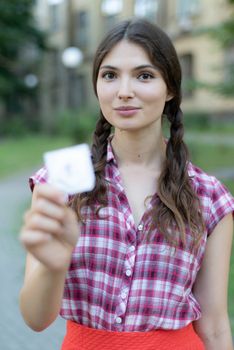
[195,319,233,350]
[19,262,67,332]
[200,332,233,350]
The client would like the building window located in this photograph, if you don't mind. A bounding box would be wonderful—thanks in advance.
[74,11,89,49]
[50,50,62,106]
[49,4,60,32]
[67,73,86,110]
[176,0,200,31]
[134,0,159,22]
[180,53,194,98]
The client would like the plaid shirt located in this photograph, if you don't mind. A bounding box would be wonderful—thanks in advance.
[29,142,234,331]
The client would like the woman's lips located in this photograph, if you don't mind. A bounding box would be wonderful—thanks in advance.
[114,106,141,117]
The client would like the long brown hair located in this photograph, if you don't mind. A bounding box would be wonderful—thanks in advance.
[71,18,205,249]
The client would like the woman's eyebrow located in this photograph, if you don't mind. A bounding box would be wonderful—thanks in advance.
[99,65,117,71]
[133,64,158,71]
[99,64,158,71]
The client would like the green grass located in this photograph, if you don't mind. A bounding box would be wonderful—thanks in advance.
[222,180,234,196]
[186,140,234,197]
[0,134,73,179]
[187,142,234,174]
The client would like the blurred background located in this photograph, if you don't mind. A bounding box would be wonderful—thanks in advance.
[0,0,234,349]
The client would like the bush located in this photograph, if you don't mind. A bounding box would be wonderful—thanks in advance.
[183,111,211,130]
[54,107,98,144]
[1,115,29,137]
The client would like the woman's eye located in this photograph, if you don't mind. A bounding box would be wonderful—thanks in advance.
[138,72,154,81]
[102,72,116,80]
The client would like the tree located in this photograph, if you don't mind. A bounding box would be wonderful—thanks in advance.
[0,0,47,130]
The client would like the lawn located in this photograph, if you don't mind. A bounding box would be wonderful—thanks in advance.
[186,141,234,196]
[0,134,73,179]
[187,141,234,176]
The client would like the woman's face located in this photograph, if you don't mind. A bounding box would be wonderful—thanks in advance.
[96,40,172,133]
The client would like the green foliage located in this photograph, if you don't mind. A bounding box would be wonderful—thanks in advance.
[183,111,211,130]
[0,135,72,179]
[54,108,99,144]
[204,17,234,48]
[0,0,47,100]
[1,115,29,137]
[187,141,234,173]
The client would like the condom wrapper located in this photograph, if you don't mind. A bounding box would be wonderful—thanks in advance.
[43,144,95,195]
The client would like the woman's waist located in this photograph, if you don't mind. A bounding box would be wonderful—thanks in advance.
[60,298,201,332]
[61,321,205,350]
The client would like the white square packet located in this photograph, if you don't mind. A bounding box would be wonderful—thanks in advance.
[43,144,95,195]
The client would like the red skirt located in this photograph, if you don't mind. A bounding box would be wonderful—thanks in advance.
[61,321,205,350]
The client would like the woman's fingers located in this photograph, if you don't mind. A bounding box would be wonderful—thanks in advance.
[32,184,66,208]
[23,184,68,235]
[24,213,64,235]
[31,198,65,222]
[21,184,80,252]
[20,230,52,246]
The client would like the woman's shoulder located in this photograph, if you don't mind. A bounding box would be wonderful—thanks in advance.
[188,162,234,235]
[187,161,234,198]
[188,162,221,189]
[188,161,234,202]
[29,166,48,192]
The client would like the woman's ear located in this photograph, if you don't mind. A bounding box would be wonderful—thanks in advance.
[166,93,174,102]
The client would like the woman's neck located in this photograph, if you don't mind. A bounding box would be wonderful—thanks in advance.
[111,128,166,169]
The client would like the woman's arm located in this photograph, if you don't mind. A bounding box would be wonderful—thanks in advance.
[19,255,68,331]
[193,213,233,350]
[19,184,80,331]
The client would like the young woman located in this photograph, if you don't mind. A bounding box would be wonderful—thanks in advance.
[19,19,234,350]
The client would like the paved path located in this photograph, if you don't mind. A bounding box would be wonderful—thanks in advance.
[0,168,65,350]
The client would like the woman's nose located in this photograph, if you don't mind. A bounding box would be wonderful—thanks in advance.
[117,78,135,99]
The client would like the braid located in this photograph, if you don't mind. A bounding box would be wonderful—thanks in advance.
[90,111,112,205]
[91,111,112,173]
[70,111,112,218]
[166,108,188,184]
[152,106,204,249]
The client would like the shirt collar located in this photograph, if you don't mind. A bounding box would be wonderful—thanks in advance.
[187,161,195,178]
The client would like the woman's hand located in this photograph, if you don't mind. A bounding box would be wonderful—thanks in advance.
[20,184,80,272]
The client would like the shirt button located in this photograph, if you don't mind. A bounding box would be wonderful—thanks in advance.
[116,316,122,324]
[138,224,144,231]
[121,291,127,299]
[129,245,135,252]
[125,269,132,277]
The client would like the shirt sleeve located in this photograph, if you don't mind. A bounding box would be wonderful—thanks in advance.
[29,166,48,192]
[207,177,234,236]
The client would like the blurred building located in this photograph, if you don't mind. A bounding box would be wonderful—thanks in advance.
[34,0,70,130]
[34,0,234,130]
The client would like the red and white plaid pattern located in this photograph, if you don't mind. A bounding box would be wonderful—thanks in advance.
[29,142,234,331]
